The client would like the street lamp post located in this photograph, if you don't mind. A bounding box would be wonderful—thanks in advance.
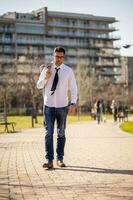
[122,44,133,105]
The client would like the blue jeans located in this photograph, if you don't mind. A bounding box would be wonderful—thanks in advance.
[44,106,68,161]
[96,112,101,124]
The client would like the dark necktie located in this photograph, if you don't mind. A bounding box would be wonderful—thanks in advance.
[51,68,60,95]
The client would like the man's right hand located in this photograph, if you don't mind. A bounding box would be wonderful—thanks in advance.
[45,67,52,80]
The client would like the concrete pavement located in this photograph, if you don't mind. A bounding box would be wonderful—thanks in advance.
[0,119,133,200]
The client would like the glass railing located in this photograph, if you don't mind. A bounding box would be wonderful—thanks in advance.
[48,22,116,31]
[0,28,14,32]
[16,49,44,54]
[100,71,121,76]
[44,40,87,47]
[16,28,44,34]
[96,62,121,67]
[17,39,44,44]
[47,31,120,40]
[0,38,14,43]
[2,49,15,53]
[0,58,14,63]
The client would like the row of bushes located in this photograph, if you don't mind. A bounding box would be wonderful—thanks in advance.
[7,108,37,116]
[1,105,133,116]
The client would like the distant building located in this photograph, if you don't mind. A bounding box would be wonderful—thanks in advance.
[120,56,128,85]
[127,56,133,90]
[0,7,121,84]
[121,56,133,88]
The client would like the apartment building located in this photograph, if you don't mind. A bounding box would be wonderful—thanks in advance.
[127,57,133,91]
[0,7,121,84]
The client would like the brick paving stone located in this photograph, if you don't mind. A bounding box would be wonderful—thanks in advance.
[0,119,133,199]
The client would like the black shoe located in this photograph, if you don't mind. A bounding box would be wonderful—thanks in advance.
[57,160,66,167]
[43,161,53,169]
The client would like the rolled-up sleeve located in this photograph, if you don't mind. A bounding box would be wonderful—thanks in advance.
[68,69,78,104]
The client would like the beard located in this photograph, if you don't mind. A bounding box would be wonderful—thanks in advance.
[55,61,62,66]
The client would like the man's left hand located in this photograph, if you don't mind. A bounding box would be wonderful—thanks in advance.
[68,104,76,115]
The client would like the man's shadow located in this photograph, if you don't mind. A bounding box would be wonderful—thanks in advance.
[54,165,133,176]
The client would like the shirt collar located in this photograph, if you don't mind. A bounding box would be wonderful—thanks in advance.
[54,63,64,69]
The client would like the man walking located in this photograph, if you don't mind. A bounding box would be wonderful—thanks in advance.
[37,47,77,169]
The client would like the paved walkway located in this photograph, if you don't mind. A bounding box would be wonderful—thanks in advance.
[0,119,133,200]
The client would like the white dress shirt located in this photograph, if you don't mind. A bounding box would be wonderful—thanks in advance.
[37,63,77,108]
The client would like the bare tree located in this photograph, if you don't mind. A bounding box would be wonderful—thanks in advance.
[74,61,131,114]
[0,64,17,120]
[24,48,43,127]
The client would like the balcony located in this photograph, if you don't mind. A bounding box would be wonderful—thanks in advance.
[44,40,87,48]
[16,49,44,55]
[16,39,44,45]
[48,22,116,32]
[96,53,120,58]
[0,38,14,44]
[0,58,14,63]
[0,27,14,33]
[16,24,44,35]
[47,31,120,40]
[0,49,15,54]
[100,71,121,76]
[89,44,120,49]
[95,62,121,68]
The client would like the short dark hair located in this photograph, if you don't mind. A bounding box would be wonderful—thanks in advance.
[54,46,65,55]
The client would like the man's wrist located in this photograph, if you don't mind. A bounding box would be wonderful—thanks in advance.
[70,103,76,106]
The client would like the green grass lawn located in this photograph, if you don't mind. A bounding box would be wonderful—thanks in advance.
[120,121,133,134]
[0,116,43,133]
[0,114,122,134]
[0,115,91,133]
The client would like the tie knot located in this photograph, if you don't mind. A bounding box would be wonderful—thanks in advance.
[55,68,60,72]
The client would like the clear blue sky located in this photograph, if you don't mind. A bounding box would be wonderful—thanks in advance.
[0,0,133,56]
